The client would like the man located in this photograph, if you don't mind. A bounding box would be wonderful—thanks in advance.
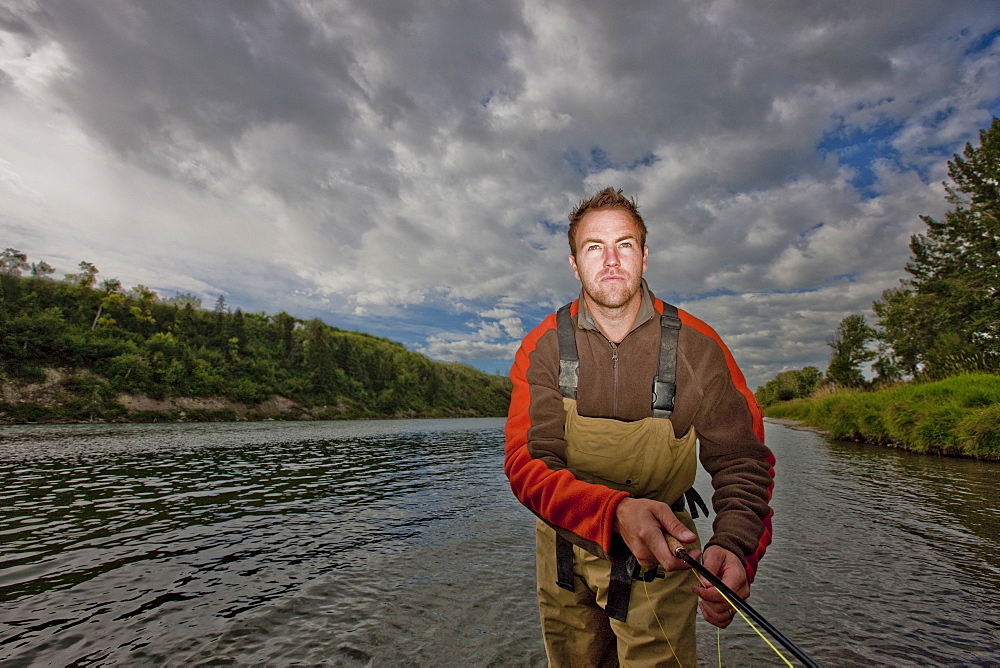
[504,187,774,666]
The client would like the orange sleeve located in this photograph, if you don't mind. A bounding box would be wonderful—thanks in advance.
[503,313,628,557]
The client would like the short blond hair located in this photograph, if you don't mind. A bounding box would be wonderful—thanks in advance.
[567,187,647,256]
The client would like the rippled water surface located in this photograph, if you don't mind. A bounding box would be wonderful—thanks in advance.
[1,418,998,666]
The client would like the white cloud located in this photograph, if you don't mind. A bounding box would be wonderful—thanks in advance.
[1,0,998,388]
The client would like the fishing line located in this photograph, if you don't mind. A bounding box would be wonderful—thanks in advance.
[712,580,794,667]
[645,567,798,667]
[642,567,727,668]
[669,541,822,668]
[638,544,820,667]
[642,567,787,668]
[642,578,683,668]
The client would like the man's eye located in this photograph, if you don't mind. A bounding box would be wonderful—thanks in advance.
[587,244,601,251]
[620,242,632,248]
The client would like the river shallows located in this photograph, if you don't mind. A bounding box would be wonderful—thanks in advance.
[2,419,998,666]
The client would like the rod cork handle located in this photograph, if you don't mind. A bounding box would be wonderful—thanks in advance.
[666,535,686,557]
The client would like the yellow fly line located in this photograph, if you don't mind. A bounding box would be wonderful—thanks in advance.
[642,568,796,668]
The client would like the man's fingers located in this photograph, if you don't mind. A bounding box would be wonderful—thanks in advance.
[699,599,736,629]
[650,504,696,544]
[693,581,736,628]
[702,546,751,599]
[692,581,725,604]
[651,534,690,572]
[632,521,682,570]
[692,546,751,628]
[615,498,693,568]
[700,545,729,576]
[647,505,696,571]
[645,533,670,565]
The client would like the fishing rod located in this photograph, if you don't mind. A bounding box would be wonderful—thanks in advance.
[667,537,821,668]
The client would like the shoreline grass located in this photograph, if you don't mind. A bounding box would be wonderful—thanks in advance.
[763,373,1000,460]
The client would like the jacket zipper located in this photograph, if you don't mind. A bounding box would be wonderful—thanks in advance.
[587,309,655,418]
[609,341,619,415]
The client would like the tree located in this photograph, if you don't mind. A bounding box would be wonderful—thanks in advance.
[1,248,29,275]
[127,284,159,333]
[228,308,246,358]
[31,261,55,278]
[874,117,1000,378]
[755,366,822,407]
[65,261,99,288]
[827,314,876,388]
[872,287,923,378]
[164,293,202,309]
[302,318,344,398]
[273,311,297,363]
[91,278,126,330]
[1,248,30,303]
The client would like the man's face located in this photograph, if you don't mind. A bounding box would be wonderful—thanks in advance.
[568,209,648,311]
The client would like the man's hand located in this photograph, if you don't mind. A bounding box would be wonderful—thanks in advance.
[692,545,749,629]
[613,497,697,571]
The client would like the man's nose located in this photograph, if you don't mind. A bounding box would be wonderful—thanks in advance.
[604,247,621,266]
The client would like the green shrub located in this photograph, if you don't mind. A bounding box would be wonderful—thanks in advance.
[763,373,1000,459]
[956,403,1000,457]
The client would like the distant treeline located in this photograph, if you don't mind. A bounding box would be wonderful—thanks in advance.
[756,117,1000,407]
[0,257,512,422]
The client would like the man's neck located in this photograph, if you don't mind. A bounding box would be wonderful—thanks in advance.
[582,293,643,343]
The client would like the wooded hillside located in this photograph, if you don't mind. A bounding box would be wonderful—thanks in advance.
[0,261,512,423]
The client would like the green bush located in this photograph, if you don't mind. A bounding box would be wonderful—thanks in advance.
[763,373,1000,459]
[956,403,1000,457]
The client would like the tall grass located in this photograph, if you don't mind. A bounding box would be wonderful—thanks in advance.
[764,373,1000,459]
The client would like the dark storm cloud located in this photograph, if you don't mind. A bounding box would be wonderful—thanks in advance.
[1,0,998,386]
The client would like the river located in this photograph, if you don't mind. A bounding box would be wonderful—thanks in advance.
[1,418,997,666]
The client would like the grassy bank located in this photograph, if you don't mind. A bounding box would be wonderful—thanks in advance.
[763,373,1000,460]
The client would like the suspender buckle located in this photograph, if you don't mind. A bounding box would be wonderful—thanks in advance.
[652,380,676,417]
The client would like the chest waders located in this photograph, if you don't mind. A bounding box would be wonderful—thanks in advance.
[537,303,709,667]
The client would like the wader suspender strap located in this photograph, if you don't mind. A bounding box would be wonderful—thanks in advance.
[556,304,578,400]
[553,533,634,622]
[605,535,634,622]
[555,533,575,591]
[651,305,710,520]
[652,306,681,418]
[554,306,580,598]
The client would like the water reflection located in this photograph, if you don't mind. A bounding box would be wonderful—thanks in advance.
[1,419,543,666]
[726,423,1000,666]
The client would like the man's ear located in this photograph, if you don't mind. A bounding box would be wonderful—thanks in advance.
[568,253,581,281]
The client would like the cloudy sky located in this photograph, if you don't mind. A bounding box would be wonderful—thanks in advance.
[1,1,998,389]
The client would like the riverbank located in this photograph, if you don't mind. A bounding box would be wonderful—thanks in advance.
[0,368,506,424]
[762,373,1000,460]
